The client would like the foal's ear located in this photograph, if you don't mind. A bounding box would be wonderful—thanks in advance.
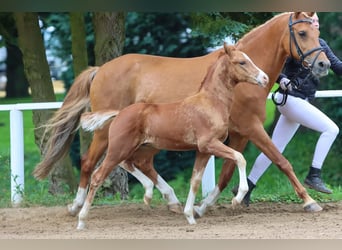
[224,43,235,57]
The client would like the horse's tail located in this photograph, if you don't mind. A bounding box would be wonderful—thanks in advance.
[80,110,120,132]
[33,66,99,180]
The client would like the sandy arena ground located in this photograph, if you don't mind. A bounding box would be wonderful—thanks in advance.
[0,201,341,239]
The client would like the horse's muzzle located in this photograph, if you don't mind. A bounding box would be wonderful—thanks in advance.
[312,59,330,78]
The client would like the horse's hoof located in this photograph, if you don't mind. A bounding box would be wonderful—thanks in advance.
[143,196,152,206]
[67,204,80,217]
[193,206,203,219]
[168,203,183,214]
[77,221,86,230]
[185,215,197,225]
[304,202,323,212]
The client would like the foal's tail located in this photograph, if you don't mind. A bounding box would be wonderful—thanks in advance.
[33,67,99,180]
[80,110,120,132]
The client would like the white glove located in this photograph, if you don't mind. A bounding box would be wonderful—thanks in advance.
[279,78,293,91]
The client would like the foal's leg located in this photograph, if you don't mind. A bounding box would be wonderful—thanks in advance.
[121,159,182,213]
[68,129,108,216]
[183,152,211,225]
[194,139,248,218]
[120,160,155,206]
[128,149,183,213]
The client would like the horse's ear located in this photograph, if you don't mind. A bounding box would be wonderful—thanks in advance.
[224,43,235,57]
[294,12,315,18]
[293,12,300,18]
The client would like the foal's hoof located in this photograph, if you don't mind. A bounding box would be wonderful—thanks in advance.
[193,206,204,219]
[144,196,152,206]
[67,204,81,217]
[303,202,323,212]
[231,197,240,208]
[168,203,183,214]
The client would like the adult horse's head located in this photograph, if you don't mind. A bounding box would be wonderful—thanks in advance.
[224,43,269,88]
[286,12,330,77]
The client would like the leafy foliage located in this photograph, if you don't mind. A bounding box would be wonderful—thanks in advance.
[124,12,207,57]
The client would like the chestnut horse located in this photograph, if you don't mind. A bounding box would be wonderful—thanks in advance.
[76,45,268,229]
[33,12,329,217]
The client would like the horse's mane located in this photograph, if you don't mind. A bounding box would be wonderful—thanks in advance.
[236,12,290,46]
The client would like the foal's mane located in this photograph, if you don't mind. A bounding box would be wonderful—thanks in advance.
[198,51,228,91]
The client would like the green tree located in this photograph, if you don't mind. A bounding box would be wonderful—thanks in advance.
[92,12,128,199]
[0,12,29,98]
[15,12,77,194]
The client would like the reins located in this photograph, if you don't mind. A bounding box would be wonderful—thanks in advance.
[272,14,324,106]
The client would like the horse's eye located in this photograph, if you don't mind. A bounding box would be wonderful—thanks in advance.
[239,61,246,65]
[298,31,306,37]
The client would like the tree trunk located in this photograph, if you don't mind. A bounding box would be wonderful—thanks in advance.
[14,12,77,194]
[69,12,91,167]
[92,12,128,199]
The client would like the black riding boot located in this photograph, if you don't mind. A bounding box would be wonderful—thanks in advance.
[304,167,332,194]
[231,178,256,207]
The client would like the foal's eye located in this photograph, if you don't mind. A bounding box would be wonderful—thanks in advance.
[298,31,306,37]
[239,61,246,65]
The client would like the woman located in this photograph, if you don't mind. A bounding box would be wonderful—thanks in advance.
[235,13,342,206]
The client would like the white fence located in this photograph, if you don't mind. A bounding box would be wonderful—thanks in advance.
[1,90,342,206]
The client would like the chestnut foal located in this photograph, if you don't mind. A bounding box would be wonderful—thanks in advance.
[76,44,268,229]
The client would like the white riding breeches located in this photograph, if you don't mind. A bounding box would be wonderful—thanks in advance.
[248,92,339,184]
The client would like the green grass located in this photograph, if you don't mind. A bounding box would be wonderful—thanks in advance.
[0,96,341,209]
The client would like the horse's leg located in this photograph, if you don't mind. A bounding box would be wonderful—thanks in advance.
[183,152,211,224]
[77,158,121,230]
[68,130,108,216]
[194,133,248,217]
[129,148,183,213]
[246,123,321,212]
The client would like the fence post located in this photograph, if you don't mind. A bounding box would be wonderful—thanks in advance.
[10,108,24,206]
[202,155,215,197]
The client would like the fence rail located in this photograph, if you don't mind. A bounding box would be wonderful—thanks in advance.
[1,90,342,206]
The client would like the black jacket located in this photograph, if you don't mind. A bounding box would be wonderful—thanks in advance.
[278,38,342,100]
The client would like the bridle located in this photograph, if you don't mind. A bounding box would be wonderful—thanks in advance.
[272,13,324,106]
[288,14,323,68]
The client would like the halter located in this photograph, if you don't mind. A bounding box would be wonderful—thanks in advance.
[272,13,324,106]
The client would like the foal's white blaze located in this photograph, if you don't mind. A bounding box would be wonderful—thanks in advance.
[242,53,269,87]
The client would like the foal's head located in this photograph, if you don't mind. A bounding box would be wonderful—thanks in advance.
[224,43,268,87]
